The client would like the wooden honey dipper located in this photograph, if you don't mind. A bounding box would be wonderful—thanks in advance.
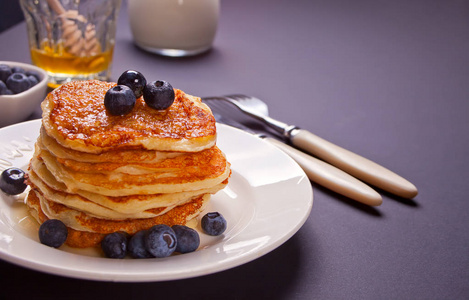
[46,0,100,57]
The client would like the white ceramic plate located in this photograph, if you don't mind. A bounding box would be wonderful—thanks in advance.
[0,120,313,282]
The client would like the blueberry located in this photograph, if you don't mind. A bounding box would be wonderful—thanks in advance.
[104,85,136,116]
[11,66,26,74]
[0,80,8,95]
[26,70,41,82]
[27,75,39,87]
[6,73,32,94]
[201,212,227,236]
[0,64,12,82]
[172,225,200,254]
[117,70,147,99]
[128,230,153,258]
[38,219,68,248]
[0,167,27,195]
[143,80,175,110]
[101,232,128,259]
[145,224,177,258]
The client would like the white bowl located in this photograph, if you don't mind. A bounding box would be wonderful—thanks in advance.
[0,61,48,127]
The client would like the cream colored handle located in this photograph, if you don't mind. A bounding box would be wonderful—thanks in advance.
[290,129,418,199]
[265,138,382,206]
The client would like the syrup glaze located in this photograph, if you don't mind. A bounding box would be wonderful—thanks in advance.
[43,80,216,151]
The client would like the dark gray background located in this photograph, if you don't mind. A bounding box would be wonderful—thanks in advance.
[0,1,23,33]
[1,0,468,299]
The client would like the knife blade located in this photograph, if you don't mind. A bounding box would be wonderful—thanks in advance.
[213,113,383,206]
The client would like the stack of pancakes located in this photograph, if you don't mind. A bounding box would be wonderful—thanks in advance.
[26,80,230,248]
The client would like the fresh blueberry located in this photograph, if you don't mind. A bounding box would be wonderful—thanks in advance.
[145,224,177,258]
[0,167,27,195]
[117,70,147,99]
[11,66,26,74]
[101,232,128,259]
[26,70,41,82]
[104,85,136,116]
[128,230,153,258]
[143,80,175,110]
[201,212,227,236]
[172,225,200,254]
[0,80,8,95]
[6,73,32,94]
[38,219,68,248]
[0,64,12,82]
[27,75,39,87]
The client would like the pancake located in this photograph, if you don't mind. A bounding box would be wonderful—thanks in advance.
[33,145,230,195]
[26,190,210,248]
[28,166,227,217]
[41,80,217,154]
[40,126,184,164]
[43,140,227,177]
[25,79,231,249]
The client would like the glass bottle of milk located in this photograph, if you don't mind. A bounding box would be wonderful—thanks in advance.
[128,0,220,57]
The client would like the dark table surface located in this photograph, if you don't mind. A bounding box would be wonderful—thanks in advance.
[1,0,468,299]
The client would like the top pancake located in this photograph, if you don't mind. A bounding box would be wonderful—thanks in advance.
[42,80,217,153]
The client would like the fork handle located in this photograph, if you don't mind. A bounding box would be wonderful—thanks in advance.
[266,138,382,206]
[289,129,418,199]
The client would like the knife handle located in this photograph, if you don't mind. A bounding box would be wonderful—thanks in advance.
[265,137,383,206]
[289,129,418,199]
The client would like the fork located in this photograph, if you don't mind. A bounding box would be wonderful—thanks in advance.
[202,94,418,199]
[207,106,383,206]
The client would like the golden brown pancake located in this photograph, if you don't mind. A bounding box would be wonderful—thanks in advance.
[42,80,217,153]
[40,126,184,164]
[28,170,219,220]
[33,145,230,195]
[27,191,209,248]
[28,166,227,218]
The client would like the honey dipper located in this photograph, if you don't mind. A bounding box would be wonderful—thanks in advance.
[46,0,100,57]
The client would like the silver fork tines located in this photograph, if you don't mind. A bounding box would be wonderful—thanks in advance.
[223,94,270,116]
[203,95,292,136]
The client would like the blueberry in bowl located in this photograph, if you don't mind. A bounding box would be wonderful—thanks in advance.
[6,73,33,94]
[0,61,48,127]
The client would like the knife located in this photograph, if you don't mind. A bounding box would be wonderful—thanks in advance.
[213,113,383,206]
